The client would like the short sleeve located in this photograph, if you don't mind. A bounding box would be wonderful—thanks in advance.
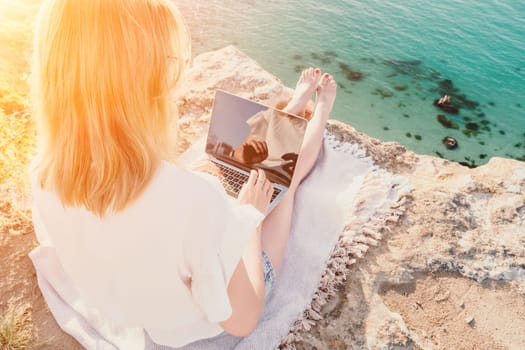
[184,173,264,323]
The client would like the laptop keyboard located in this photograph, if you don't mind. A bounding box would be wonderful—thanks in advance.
[210,160,282,202]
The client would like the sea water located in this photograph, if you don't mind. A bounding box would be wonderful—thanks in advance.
[176,0,525,166]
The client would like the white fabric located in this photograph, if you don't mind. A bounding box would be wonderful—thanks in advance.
[29,160,264,348]
[29,135,410,349]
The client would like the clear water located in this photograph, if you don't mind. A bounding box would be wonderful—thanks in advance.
[175,0,525,166]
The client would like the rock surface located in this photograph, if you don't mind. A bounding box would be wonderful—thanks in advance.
[2,46,524,349]
[180,46,525,350]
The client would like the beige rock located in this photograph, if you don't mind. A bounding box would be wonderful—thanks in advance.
[2,45,524,350]
[175,46,525,350]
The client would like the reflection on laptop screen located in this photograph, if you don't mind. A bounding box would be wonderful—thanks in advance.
[206,91,307,187]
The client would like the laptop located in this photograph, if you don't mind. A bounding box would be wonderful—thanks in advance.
[204,90,308,213]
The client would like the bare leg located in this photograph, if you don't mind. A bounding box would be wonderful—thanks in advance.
[261,73,337,274]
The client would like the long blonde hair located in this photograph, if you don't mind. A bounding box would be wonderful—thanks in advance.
[31,0,191,217]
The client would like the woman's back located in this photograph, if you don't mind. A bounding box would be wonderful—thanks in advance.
[31,160,263,346]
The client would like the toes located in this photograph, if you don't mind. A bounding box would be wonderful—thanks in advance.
[318,73,337,91]
[321,73,331,85]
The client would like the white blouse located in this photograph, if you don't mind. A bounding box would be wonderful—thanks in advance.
[30,160,264,347]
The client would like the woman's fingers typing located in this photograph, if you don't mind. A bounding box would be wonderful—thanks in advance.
[237,169,272,214]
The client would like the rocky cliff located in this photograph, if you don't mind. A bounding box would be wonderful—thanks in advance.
[1,46,524,350]
[178,46,525,350]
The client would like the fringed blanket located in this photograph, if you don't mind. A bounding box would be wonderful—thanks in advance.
[29,133,411,350]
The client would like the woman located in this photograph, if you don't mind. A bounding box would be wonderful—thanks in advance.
[30,0,336,347]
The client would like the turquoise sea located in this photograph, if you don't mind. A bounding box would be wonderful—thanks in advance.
[175,0,525,167]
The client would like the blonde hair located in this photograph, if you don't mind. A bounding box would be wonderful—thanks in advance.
[31,0,191,217]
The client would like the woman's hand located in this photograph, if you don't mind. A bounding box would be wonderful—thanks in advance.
[237,169,272,214]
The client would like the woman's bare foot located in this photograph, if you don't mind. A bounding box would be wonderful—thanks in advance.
[283,67,321,117]
[315,73,337,118]
[289,73,337,190]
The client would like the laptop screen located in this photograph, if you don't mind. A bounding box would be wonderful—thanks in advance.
[206,90,308,187]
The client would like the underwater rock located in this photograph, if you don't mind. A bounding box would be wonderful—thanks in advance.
[479,154,487,159]
[323,50,338,57]
[459,160,477,168]
[499,130,506,135]
[339,62,365,81]
[383,126,389,131]
[393,84,408,91]
[311,51,337,65]
[373,88,393,98]
[292,54,303,60]
[384,59,423,76]
[437,114,459,129]
[403,114,410,118]
[294,64,307,73]
[414,134,422,140]
[339,62,351,71]
[406,132,412,138]
[434,98,459,114]
[439,79,454,90]
[443,136,458,150]
[347,71,364,81]
[465,122,479,131]
[437,80,480,110]
[462,129,478,137]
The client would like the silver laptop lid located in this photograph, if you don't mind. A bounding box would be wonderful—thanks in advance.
[206,90,308,187]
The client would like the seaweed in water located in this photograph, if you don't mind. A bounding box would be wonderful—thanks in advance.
[393,84,408,91]
[372,88,393,98]
[311,51,337,65]
[437,114,459,129]
[338,62,365,81]
[383,59,422,75]
[294,64,307,73]
[462,129,479,137]
[459,159,477,168]
[465,122,479,131]
[437,79,480,110]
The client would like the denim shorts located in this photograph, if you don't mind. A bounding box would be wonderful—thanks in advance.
[261,249,276,299]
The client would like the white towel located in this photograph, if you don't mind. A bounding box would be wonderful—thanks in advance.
[29,134,410,350]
